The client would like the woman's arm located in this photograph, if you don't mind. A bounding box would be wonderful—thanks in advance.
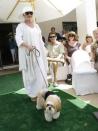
[91,45,96,62]
[64,46,71,64]
[80,43,86,50]
[15,24,34,51]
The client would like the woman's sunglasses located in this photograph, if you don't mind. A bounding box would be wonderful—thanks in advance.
[49,35,56,38]
[25,12,33,15]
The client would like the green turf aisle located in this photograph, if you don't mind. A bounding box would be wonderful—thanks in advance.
[0,73,98,131]
[0,73,23,95]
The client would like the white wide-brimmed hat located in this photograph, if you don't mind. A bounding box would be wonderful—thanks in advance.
[22,6,34,15]
[19,6,34,20]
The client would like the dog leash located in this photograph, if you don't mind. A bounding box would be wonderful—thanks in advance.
[27,47,48,88]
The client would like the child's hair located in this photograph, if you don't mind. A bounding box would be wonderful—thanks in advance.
[85,35,93,43]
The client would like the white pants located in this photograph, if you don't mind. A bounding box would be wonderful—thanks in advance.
[10,49,16,63]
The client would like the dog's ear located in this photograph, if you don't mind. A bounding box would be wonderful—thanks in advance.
[37,94,45,109]
[57,100,61,111]
[40,97,45,108]
[54,97,61,112]
[44,101,47,109]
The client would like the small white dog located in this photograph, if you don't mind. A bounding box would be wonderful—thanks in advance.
[36,90,61,122]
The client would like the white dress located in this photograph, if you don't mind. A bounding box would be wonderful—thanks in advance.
[85,44,92,54]
[85,43,92,60]
[16,23,48,97]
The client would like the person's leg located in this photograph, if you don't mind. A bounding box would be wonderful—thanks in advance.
[0,51,3,68]
[14,47,17,63]
[11,49,15,63]
[22,70,37,101]
[65,64,72,85]
[52,62,58,86]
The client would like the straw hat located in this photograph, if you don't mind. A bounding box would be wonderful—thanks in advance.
[67,31,76,36]
[67,31,78,41]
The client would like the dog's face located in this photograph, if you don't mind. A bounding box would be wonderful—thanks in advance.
[45,101,56,115]
[45,95,61,113]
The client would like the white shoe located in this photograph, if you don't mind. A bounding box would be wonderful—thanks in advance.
[53,82,58,87]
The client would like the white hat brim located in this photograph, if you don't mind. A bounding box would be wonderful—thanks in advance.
[18,6,34,20]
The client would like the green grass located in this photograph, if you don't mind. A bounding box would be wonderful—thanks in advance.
[0,73,98,131]
[0,73,24,95]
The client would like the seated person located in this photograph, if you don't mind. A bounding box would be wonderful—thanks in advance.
[91,28,98,71]
[47,32,65,86]
[49,27,62,41]
[81,35,93,60]
[90,28,98,119]
[64,31,81,84]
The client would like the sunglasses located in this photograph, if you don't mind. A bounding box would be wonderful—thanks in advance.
[25,12,33,15]
[49,35,56,38]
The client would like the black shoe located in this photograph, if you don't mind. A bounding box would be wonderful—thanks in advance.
[65,74,72,85]
[67,74,72,79]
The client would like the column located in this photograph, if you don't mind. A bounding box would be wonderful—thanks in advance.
[76,0,97,43]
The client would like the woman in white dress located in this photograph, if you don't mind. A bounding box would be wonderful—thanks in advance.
[15,6,48,101]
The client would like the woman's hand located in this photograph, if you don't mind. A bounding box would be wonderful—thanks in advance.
[27,45,36,52]
[20,42,35,52]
